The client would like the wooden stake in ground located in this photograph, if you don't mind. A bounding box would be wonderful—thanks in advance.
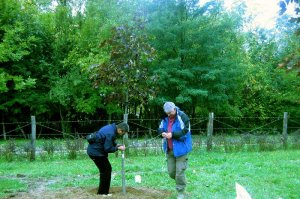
[30,116,36,161]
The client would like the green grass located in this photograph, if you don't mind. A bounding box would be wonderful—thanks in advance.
[0,149,299,199]
[0,179,27,197]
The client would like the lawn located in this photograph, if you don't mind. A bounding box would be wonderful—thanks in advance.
[0,148,299,199]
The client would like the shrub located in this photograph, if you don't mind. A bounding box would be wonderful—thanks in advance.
[65,139,84,160]
[39,151,48,161]
[290,134,300,149]
[241,133,252,145]
[42,139,55,156]
[21,142,31,160]
[256,135,277,151]
[212,135,224,152]
[223,137,244,153]
[3,139,16,162]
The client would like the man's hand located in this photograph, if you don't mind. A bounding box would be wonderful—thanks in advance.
[162,132,172,139]
[118,145,126,151]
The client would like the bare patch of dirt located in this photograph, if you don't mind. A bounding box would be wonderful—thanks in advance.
[4,186,171,199]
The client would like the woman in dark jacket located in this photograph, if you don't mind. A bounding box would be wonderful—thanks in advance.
[87,122,129,195]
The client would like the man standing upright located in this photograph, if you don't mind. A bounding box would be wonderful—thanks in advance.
[158,102,192,199]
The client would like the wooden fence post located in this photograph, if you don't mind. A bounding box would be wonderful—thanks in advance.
[30,116,36,161]
[282,112,288,149]
[207,112,214,151]
[2,125,6,140]
[2,114,6,140]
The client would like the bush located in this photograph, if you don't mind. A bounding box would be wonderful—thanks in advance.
[290,134,300,149]
[256,135,277,151]
[39,151,48,161]
[65,138,84,160]
[21,142,31,160]
[223,137,244,153]
[42,139,55,156]
[241,133,252,145]
[3,139,16,162]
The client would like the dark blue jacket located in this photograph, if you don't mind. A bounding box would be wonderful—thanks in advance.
[158,108,192,157]
[87,123,118,157]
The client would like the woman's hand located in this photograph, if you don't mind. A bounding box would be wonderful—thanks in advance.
[162,132,172,139]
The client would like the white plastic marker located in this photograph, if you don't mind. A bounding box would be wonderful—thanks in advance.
[135,175,142,183]
[235,182,252,199]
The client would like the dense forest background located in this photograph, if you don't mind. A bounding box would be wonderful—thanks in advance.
[0,0,299,136]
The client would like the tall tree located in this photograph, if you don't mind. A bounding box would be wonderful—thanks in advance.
[50,0,135,117]
[0,0,50,120]
[88,15,156,116]
[278,0,300,75]
[147,0,247,117]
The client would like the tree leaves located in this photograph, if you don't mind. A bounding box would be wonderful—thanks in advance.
[89,19,157,104]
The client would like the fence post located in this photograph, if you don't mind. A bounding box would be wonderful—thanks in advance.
[2,125,6,140]
[2,114,6,140]
[30,116,36,161]
[207,112,214,151]
[282,112,288,149]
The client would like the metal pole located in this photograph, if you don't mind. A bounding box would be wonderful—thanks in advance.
[121,143,126,194]
[122,90,129,194]
[122,113,128,194]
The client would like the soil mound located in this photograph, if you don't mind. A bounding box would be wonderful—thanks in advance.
[5,186,171,199]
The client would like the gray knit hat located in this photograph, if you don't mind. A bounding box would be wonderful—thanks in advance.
[163,102,176,113]
[117,122,129,132]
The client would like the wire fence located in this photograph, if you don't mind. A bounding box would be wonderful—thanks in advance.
[0,113,300,162]
[0,114,299,139]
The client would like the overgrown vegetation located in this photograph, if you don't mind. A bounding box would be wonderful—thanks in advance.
[1,0,299,137]
[1,134,300,162]
[3,139,16,162]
